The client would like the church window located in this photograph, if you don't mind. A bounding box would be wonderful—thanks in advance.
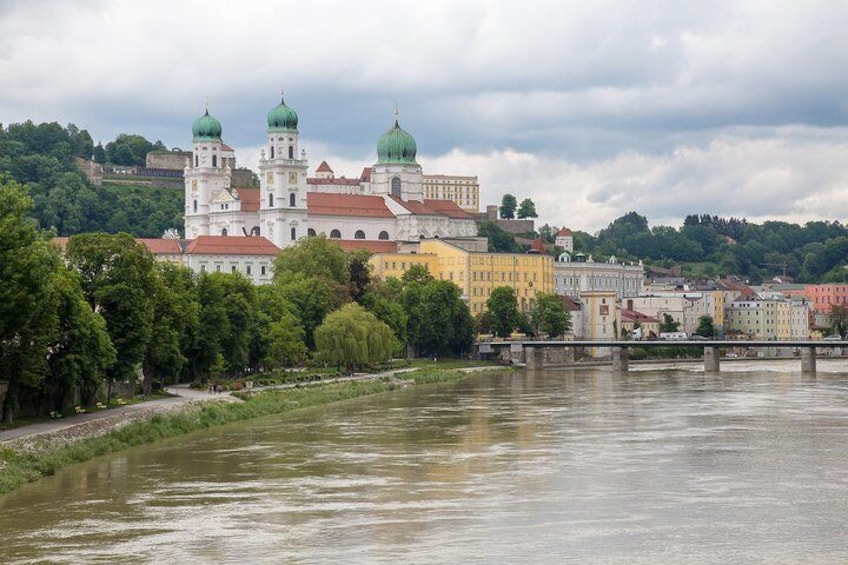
[288,146,294,159]
[354,230,365,240]
[212,155,217,167]
[291,227,296,241]
[221,228,227,236]
[391,177,401,197]
[193,200,198,213]
[308,228,316,237]
[269,193,274,207]
[378,231,389,240]
[330,229,341,239]
[289,193,296,207]
[270,146,275,159]
[195,155,198,167]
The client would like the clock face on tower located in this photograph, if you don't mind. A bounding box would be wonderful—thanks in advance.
[289,172,298,184]
[191,179,198,194]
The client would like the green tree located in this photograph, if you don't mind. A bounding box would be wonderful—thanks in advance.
[660,313,681,333]
[517,198,538,219]
[273,234,351,286]
[531,293,571,338]
[487,286,521,338]
[694,315,716,338]
[66,233,156,401]
[0,178,61,423]
[314,303,394,374]
[255,285,307,368]
[828,303,848,339]
[499,193,518,219]
[478,221,523,253]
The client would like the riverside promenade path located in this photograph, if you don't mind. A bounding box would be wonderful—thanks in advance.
[0,368,424,445]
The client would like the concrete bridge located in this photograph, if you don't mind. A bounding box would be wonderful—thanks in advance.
[480,340,848,375]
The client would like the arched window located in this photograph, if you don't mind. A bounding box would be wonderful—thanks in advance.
[378,231,389,240]
[307,228,316,237]
[212,155,217,168]
[221,228,227,236]
[269,193,274,207]
[291,227,296,241]
[270,146,275,159]
[251,226,261,236]
[194,155,198,167]
[193,199,198,213]
[289,193,296,207]
[330,229,341,239]
[288,146,294,159]
[354,230,365,240]
[391,177,401,197]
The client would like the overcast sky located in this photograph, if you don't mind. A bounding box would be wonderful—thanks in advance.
[3,0,848,233]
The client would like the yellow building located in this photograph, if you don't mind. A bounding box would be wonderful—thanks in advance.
[369,239,554,315]
[423,174,480,212]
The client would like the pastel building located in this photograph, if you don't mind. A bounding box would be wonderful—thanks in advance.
[370,239,555,315]
[725,297,792,340]
[554,252,644,300]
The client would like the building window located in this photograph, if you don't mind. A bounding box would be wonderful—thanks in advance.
[193,199,198,213]
[231,265,237,273]
[354,230,365,240]
[215,265,221,272]
[270,146,275,159]
[290,193,296,207]
[330,229,341,239]
[308,228,316,237]
[246,265,252,275]
[391,177,401,197]
[221,228,227,236]
[289,146,294,159]
[291,227,296,241]
[261,265,266,276]
[194,155,198,167]
[269,193,274,207]
[378,231,389,240]
[212,155,217,168]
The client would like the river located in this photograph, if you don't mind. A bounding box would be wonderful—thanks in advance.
[2,361,848,564]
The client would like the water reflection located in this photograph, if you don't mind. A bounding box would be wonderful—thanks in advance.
[2,360,848,564]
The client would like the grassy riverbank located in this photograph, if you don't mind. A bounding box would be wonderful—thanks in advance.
[0,367,505,495]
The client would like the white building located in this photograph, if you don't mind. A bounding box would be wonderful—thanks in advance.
[184,98,476,248]
[554,252,644,300]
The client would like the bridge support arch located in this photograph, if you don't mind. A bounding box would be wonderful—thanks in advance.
[704,347,720,373]
[612,346,629,374]
[800,347,816,374]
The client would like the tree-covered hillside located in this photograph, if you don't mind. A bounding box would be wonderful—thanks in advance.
[0,121,182,237]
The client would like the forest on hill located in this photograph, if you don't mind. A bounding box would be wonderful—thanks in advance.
[3,120,847,284]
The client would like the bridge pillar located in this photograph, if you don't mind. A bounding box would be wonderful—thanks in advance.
[525,346,545,371]
[612,346,629,374]
[704,346,721,373]
[801,347,816,375]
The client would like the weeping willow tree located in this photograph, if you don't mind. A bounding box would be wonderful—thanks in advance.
[314,303,394,374]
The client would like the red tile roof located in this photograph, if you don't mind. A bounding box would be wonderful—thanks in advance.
[557,227,572,236]
[307,192,395,218]
[307,177,361,186]
[137,239,183,255]
[621,309,659,323]
[236,188,260,212]
[390,196,438,215]
[423,199,474,219]
[359,167,372,182]
[185,235,280,256]
[531,237,545,252]
[315,160,333,173]
[221,143,235,152]
[333,240,398,254]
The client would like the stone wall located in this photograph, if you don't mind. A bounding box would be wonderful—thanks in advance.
[146,151,192,170]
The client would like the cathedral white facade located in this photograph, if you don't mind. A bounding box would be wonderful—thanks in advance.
[184,97,477,249]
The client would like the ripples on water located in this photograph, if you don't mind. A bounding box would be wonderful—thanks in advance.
[2,360,848,564]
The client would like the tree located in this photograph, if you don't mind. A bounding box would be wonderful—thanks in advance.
[531,293,571,338]
[314,303,394,374]
[517,198,538,219]
[255,285,307,369]
[273,234,351,286]
[487,286,521,338]
[694,315,716,338]
[660,313,681,333]
[828,303,848,339]
[66,233,156,401]
[402,278,472,357]
[499,194,518,220]
[478,221,523,253]
[0,178,61,423]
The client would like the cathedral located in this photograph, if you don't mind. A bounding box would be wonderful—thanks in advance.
[184,96,477,249]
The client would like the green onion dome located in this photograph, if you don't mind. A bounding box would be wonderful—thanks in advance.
[267,96,299,132]
[377,120,418,164]
[191,109,222,141]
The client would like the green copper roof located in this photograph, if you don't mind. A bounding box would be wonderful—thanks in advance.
[267,96,299,132]
[192,109,222,141]
[377,120,417,164]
